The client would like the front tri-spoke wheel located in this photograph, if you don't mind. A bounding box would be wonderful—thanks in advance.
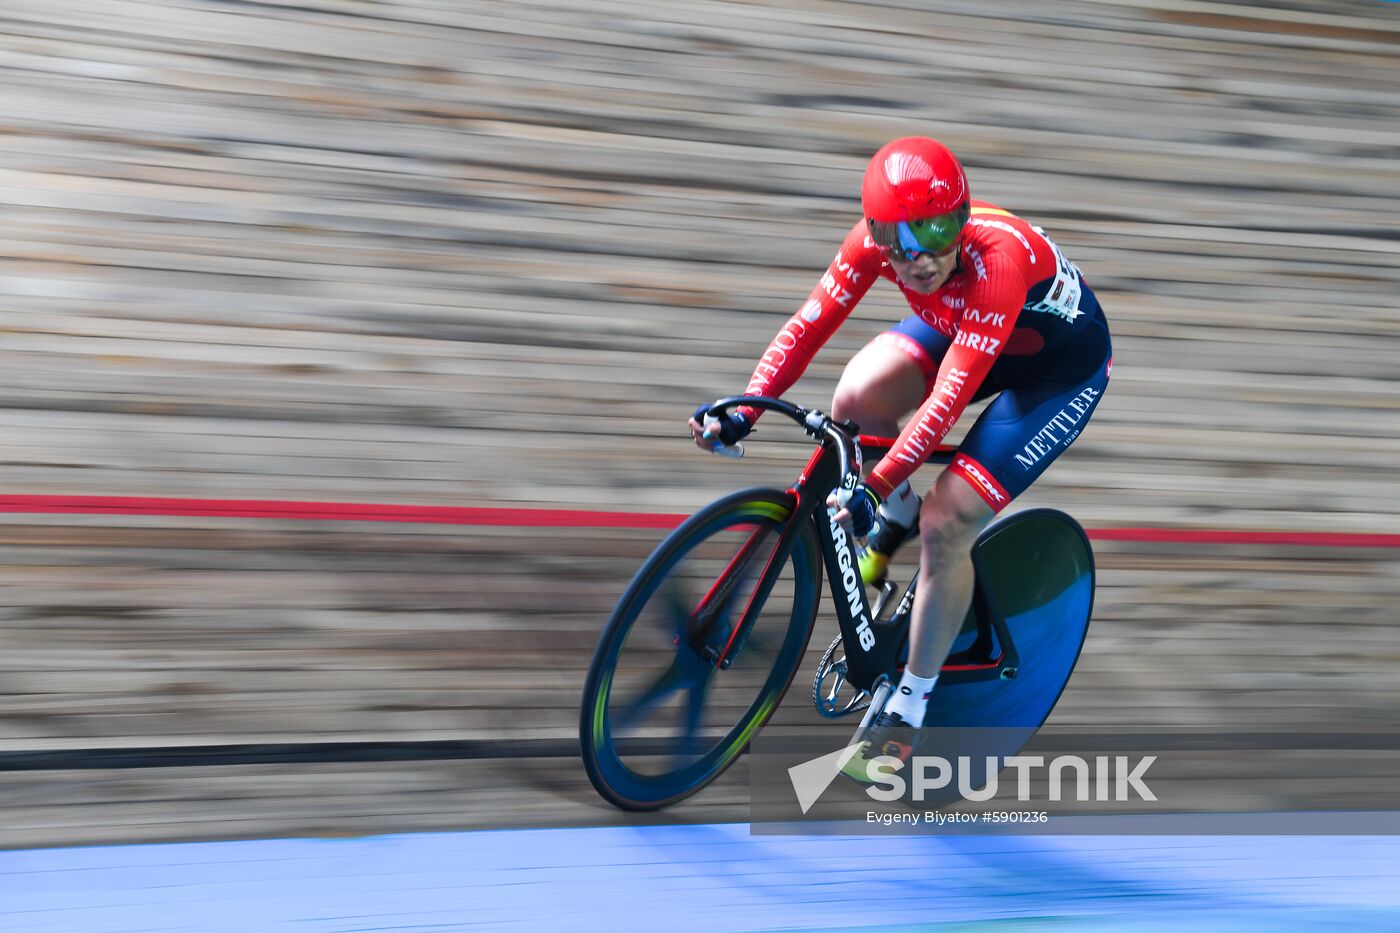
[580,489,821,810]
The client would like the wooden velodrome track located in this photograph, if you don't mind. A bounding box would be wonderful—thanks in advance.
[0,0,1397,848]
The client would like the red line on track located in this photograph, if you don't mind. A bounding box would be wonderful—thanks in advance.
[0,495,688,529]
[1086,527,1400,548]
[0,495,1395,547]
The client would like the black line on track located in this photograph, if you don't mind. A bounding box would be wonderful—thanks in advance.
[0,739,581,771]
[0,733,1395,771]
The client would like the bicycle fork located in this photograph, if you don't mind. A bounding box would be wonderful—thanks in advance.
[693,500,810,670]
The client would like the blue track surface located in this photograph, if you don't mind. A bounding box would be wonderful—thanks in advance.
[3,824,1399,932]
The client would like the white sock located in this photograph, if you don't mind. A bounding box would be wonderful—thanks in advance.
[886,670,937,725]
[878,481,920,528]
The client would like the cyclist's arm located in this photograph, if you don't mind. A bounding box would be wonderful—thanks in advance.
[736,222,881,424]
[866,251,1026,498]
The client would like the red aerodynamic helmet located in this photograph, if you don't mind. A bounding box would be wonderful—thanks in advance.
[862,136,970,260]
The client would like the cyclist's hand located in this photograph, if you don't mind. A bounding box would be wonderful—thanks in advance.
[827,483,882,538]
[689,405,751,453]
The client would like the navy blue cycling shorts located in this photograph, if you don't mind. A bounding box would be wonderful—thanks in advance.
[876,300,1112,510]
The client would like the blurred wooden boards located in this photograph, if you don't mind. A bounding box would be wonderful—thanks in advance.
[0,515,1395,848]
[1,519,1396,751]
[0,0,1398,845]
[0,0,1397,527]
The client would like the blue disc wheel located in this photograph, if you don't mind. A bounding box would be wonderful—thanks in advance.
[928,507,1096,730]
[888,508,1096,808]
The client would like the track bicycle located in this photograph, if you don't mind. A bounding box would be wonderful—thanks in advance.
[579,396,1095,810]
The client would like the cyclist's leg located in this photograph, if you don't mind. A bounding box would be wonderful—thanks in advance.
[902,469,997,681]
[834,317,958,582]
[830,316,944,436]
[951,307,1113,509]
[845,466,993,768]
[833,312,1003,439]
[891,310,1113,726]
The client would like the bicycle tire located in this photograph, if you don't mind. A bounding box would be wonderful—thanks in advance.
[580,488,822,811]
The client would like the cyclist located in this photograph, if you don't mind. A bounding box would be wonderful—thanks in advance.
[689,136,1112,766]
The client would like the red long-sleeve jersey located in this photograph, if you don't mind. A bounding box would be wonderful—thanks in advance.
[740,201,1088,499]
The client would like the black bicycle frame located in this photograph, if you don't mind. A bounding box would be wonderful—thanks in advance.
[701,396,1021,693]
[793,433,1021,692]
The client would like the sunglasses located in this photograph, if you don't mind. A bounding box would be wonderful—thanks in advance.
[868,202,970,262]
